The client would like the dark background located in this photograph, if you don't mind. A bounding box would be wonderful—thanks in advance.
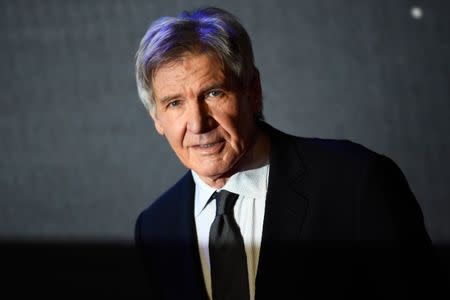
[1,0,449,296]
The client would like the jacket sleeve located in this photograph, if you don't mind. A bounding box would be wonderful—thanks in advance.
[358,154,448,298]
[135,211,164,299]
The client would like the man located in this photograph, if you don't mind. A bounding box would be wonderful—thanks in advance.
[134,7,444,300]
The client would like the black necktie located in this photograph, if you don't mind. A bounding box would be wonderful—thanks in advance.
[209,190,250,300]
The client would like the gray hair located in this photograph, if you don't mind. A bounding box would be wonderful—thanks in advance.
[135,7,260,117]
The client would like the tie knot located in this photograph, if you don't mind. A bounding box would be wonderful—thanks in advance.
[212,190,239,216]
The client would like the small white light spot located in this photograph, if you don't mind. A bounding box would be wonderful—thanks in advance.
[410,6,423,19]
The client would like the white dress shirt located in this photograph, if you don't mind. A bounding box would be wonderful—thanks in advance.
[192,162,269,300]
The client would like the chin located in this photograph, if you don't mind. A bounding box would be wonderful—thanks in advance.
[192,163,232,178]
[194,168,225,178]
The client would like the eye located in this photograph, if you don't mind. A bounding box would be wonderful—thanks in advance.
[206,90,223,98]
[167,100,181,108]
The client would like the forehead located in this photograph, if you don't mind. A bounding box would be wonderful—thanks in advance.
[152,53,225,94]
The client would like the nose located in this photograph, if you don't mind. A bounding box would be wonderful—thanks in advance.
[186,100,213,133]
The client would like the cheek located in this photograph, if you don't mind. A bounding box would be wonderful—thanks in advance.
[160,120,186,147]
[218,99,243,126]
[172,128,186,146]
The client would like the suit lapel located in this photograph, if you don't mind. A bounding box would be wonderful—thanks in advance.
[255,125,309,296]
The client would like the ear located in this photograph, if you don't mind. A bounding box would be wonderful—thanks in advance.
[150,111,165,136]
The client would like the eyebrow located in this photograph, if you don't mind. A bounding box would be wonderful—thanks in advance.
[158,94,182,105]
[199,83,225,95]
[157,83,226,104]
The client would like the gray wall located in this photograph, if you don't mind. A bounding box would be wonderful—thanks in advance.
[1,0,449,244]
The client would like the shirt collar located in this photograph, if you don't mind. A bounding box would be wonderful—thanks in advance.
[192,171,217,217]
[192,161,270,217]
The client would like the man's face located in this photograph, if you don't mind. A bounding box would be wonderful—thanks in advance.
[151,53,260,184]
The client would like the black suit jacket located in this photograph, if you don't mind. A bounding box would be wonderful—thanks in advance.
[135,123,444,299]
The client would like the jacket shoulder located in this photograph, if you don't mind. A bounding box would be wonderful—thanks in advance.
[271,127,380,169]
[294,135,379,162]
[135,171,194,236]
[263,122,380,163]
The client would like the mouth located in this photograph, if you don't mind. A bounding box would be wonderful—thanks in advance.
[190,140,225,154]
[198,141,222,148]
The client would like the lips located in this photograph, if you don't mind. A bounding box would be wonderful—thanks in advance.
[190,140,225,154]
[197,141,222,148]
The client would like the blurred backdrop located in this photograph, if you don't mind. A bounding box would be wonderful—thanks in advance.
[1,0,449,295]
